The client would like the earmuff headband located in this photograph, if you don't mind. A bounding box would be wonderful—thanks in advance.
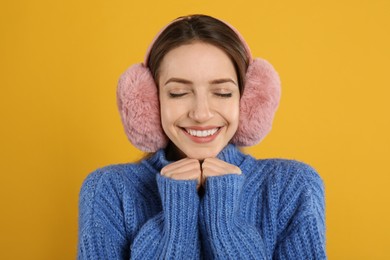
[143,17,253,67]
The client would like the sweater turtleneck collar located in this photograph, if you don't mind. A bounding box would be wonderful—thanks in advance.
[146,144,247,171]
[216,144,246,166]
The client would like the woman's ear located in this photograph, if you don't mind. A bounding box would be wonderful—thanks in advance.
[117,64,168,152]
[231,58,281,146]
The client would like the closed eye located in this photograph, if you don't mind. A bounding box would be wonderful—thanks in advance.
[169,92,188,98]
[215,93,232,98]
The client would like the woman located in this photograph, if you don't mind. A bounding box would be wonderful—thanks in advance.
[78,15,326,259]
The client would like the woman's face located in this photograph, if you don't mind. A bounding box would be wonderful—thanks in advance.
[158,42,240,160]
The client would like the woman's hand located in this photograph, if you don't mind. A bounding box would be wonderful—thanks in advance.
[161,157,241,189]
[201,158,241,186]
[161,158,202,189]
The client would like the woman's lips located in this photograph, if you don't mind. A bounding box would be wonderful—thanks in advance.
[181,126,222,143]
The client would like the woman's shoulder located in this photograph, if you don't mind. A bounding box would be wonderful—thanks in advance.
[263,158,321,179]
[80,161,148,198]
[79,163,130,205]
[81,163,131,190]
[245,156,324,193]
[80,158,162,202]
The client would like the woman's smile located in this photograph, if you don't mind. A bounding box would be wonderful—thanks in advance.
[181,126,223,143]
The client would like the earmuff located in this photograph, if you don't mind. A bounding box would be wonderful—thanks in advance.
[117,16,281,152]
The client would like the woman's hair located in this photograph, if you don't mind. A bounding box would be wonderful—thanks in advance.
[147,14,250,94]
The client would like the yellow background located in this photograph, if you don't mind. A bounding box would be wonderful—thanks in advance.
[1,0,389,259]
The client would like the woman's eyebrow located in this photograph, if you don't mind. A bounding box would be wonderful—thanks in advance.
[164,77,237,86]
[164,78,193,86]
[210,78,237,85]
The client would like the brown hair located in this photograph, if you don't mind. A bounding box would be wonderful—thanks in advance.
[147,14,250,94]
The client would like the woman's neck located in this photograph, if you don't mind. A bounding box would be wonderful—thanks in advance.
[165,142,186,161]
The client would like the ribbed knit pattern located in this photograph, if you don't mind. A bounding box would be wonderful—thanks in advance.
[78,144,326,259]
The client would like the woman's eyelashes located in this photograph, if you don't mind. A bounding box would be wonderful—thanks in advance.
[214,92,232,98]
[168,91,233,98]
[169,92,188,98]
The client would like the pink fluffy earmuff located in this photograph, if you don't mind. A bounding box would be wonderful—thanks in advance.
[117,17,281,152]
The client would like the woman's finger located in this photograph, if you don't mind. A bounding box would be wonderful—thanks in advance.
[161,158,200,176]
[161,158,202,187]
[202,157,241,178]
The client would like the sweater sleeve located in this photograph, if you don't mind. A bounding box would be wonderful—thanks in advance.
[199,174,268,259]
[273,163,326,260]
[130,174,200,259]
[78,169,200,260]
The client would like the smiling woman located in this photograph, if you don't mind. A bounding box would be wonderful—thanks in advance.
[78,14,326,259]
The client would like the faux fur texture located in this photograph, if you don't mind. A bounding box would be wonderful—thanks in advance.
[117,64,168,152]
[231,58,281,146]
[117,59,281,152]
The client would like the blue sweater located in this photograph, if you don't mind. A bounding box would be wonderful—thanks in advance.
[78,144,326,259]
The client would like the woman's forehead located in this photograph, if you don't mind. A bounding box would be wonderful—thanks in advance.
[158,42,237,82]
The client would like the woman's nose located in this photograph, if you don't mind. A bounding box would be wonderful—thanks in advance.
[189,96,214,122]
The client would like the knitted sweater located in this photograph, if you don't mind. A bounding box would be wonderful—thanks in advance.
[78,144,326,259]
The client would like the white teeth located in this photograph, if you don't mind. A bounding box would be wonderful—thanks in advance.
[186,128,218,137]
